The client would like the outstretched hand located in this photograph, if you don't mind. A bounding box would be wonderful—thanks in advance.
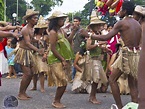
[71,24,79,32]
[12,32,22,40]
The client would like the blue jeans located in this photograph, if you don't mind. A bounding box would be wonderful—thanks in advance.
[72,66,76,79]
[14,63,22,74]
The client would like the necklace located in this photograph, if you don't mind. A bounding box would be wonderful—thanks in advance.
[123,15,133,19]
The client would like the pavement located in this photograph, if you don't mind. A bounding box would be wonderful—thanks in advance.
[0,76,130,109]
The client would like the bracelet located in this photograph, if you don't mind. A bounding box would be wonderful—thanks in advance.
[101,44,106,48]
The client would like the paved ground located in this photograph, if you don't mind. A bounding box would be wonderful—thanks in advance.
[0,76,130,109]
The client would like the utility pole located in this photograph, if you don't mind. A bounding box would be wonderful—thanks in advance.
[16,0,18,20]
[4,0,6,21]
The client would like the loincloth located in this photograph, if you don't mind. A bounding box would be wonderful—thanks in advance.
[47,61,71,87]
[14,47,36,67]
[89,59,108,87]
[111,47,140,79]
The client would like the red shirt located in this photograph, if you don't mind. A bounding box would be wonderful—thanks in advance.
[0,38,7,58]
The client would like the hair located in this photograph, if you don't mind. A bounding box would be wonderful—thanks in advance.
[73,16,81,22]
[79,48,86,56]
[34,28,40,34]
[48,18,59,32]
[122,1,135,15]
[11,38,17,48]
[115,43,122,53]
[107,23,114,28]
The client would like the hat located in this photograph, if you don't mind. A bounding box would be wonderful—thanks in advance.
[141,7,145,16]
[89,10,105,26]
[23,9,39,20]
[134,5,144,15]
[0,21,8,27]
[34,15,48,29]
[48,11,67,20]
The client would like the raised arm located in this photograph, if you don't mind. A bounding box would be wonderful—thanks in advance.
[64,25,79,43]
[0,31,20,39]
[91,21,122,41]
[0,25,22,31]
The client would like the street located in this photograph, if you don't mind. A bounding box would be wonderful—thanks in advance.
[0,77,130,109]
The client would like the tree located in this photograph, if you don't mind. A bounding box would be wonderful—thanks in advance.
[133,0,145,5]
[0,0,4,20]
[31,0,63,16]
[6,0,27,23]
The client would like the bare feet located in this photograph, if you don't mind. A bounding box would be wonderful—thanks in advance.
[52,102,66,108]
[30,87,37,91]
[24,93,32,98]
[89,98,101,104]
[40,89,45,93]
[11,75,17,78]
[6,76,11,79]
[18,94,30,100]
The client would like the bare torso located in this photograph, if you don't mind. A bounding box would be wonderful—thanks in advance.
[19,25,34,50]
[118,17,141,48]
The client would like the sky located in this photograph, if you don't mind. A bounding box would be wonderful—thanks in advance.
[27,0,89,15]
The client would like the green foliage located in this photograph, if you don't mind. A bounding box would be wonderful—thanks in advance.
[133,0,145,5]
[0,0,4,20]
[6,0,27,23]
[81,0,96,26]
[66,0,95,27]
[31,0,63,16]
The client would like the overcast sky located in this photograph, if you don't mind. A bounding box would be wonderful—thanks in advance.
[27,0,89,15]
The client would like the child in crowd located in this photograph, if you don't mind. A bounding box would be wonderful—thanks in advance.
[5,38,17,78]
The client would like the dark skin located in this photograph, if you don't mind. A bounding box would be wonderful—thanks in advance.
[49,17,78,108]
[0,24,22,42]
[0,31,20,40]
[30,28,47,93]
[137,16,145,109]
[18,14,44,100]
[73,52,83,73]
[0,25,22,31]
[87,24,111,104]
[82,8,141,109]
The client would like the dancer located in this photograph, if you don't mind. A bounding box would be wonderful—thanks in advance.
[30,15,48,93]
[72,40,88,93]
[133,5,145,109]
[86,10,109,104]
[47,11,78,108]
[14,9,44,100]
[84,1,141,109]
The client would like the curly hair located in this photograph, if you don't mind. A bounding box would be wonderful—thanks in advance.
[122,1,135,15]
